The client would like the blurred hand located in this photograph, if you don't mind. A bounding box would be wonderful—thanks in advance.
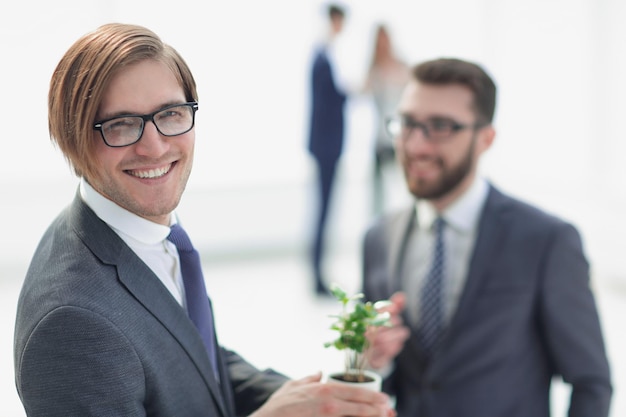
[250,372,395,417]
[366,292,410,370]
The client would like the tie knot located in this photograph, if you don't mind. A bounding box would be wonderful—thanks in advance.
[167,224,194,253]
[433,217,445,233]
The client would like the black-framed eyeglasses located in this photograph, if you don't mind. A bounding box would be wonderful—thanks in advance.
[385,115,486,142]
[93,102,199,148]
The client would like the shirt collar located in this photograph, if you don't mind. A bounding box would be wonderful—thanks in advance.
[79,178,174,245]
[416,176,489,234]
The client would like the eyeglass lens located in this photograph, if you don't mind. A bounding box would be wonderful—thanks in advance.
[100,104,196,147]
[386,116,464,141]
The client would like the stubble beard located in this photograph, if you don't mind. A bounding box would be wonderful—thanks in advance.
[89,161,191,221]
[407,136,476,201]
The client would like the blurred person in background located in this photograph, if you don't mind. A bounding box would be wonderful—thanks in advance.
[307,3,349,296]
[362,23,410,216]
[361,57,612,417]
[13,22,396,417]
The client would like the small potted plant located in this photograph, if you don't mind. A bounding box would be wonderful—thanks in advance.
[324,283,392,390]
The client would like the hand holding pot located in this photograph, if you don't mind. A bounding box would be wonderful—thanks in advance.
[250,372,395,417]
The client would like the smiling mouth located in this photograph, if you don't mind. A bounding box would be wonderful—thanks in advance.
[127,163,172,179]
[409,158,439,171]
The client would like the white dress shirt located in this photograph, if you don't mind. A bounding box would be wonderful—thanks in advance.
[79,179,185,306]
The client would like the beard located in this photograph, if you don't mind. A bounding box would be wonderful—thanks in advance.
[406,135,476,200]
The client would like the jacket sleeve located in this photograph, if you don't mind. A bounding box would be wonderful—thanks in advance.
[539,222,612,417]
[224,348,289,417]
[15,306,146,416]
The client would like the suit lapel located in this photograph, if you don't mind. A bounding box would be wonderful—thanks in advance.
[70,194,230,417]
[117,259,228,414]
[440,186,511,350]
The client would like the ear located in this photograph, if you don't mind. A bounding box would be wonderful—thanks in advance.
[477,124,495,154]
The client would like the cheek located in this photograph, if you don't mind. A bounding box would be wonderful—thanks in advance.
[395,142,411,164]
[180,132,196,157]
[93,142,127,176]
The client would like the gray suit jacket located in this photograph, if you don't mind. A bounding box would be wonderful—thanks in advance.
[362,185,612,417]
[14,193,287,416]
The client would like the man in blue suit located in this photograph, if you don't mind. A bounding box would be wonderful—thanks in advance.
[13,23,395,417]
[308,4,348,295]
[361,58,612,416]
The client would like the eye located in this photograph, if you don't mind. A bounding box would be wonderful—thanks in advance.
[428,118,456,132]
[104,117,141,132]
[401,116,420,129]
[156,109,180,122]
[156,105,191,123]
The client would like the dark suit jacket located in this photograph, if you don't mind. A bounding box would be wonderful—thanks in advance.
[362,185,612,417]
[14,193,287,416]
[308,45,347,162]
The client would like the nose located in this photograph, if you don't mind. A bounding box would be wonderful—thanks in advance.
[134,121,169,156]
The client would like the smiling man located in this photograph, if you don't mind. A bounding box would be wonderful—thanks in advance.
[360,57,613,417]
[13,23,395,417]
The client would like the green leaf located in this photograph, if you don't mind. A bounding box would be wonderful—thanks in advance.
[324,283,393,377]
[329,283,347,301]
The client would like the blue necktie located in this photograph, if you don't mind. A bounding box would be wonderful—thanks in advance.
[419,217,446,354]
[167,224,219,379]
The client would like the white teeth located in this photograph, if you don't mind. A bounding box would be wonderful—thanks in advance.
[129,164,171,179]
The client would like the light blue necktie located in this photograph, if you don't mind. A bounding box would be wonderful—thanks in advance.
[167,224,219,380]
[419,217,446,355]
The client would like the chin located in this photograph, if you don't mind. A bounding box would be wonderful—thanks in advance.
[410,181,440,199]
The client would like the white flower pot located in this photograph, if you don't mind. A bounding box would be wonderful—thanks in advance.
[325,369,382,392]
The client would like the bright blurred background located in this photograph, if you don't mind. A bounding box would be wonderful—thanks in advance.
[1,0,625,415]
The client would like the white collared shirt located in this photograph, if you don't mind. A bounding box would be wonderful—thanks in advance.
[403,176,489,327]
[79,179,185,305]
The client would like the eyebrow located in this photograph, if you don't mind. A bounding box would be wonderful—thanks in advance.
[96,100,186,121]
[400,112,457,120]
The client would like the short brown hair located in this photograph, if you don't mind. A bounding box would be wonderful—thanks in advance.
[328,4,346,20]
[412,58,496,124]
[48,23,198,179]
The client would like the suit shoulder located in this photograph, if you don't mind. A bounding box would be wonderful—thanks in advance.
[364,207,412,240]
[488,187,580,240]
[368,206,409,228]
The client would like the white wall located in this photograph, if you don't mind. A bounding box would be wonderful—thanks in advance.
[3,0,625,282]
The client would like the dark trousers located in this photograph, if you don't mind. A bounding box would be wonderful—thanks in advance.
[311,156,339,292]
